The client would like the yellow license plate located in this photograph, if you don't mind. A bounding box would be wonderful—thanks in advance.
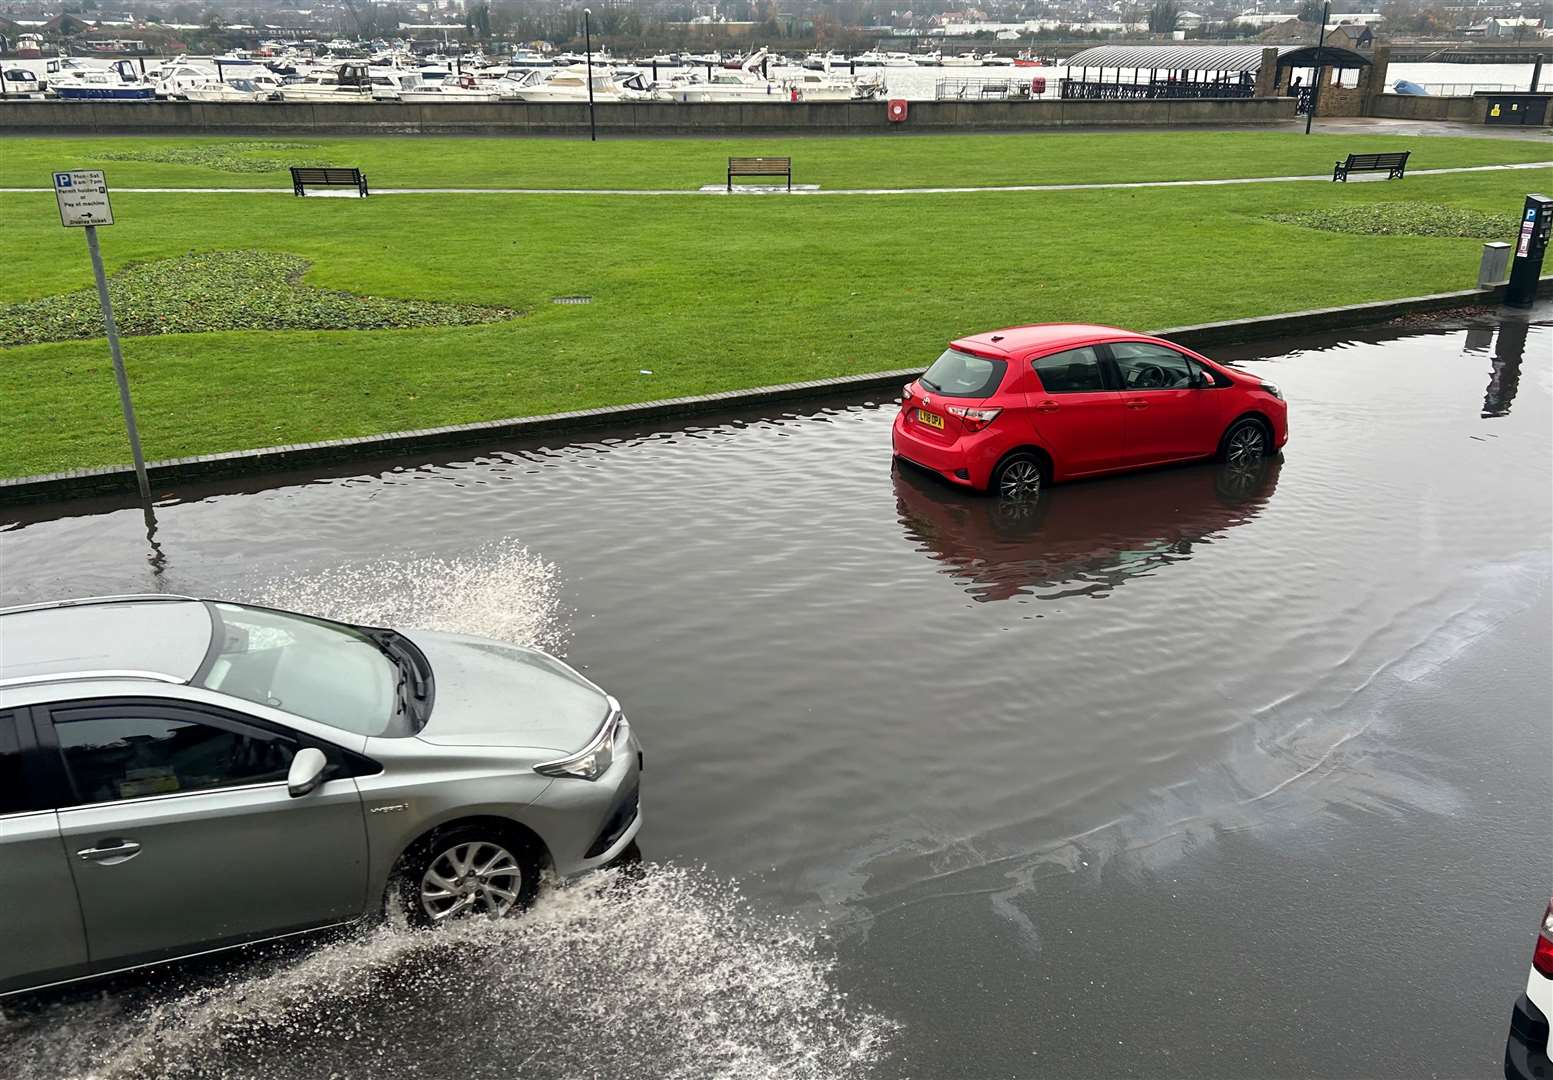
[917,409,945,430]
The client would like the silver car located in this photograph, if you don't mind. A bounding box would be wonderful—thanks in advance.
[0,594,642,996]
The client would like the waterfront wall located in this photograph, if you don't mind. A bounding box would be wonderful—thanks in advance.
[0,96,1296,136]
[1368,93,1484,123]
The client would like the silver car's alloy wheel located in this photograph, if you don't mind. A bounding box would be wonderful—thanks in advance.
[1225,424,1267,465]
[419,841,523,922]
[998,459,1042,500]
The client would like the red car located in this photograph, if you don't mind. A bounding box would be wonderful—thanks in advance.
[892,324,1289,498]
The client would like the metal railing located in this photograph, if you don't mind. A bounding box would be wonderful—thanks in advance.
[935,77,1041,100]
[1411,82,1517,96]
[1059,77,1256,101]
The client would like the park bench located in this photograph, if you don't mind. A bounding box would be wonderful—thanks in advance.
[1332,151,1409,183]
[727,156,792,192]
[291,166,370,197]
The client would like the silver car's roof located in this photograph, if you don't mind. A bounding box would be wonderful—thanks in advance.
[0,597,212,685]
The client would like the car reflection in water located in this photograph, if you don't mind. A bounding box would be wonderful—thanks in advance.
[893,456,1282,603]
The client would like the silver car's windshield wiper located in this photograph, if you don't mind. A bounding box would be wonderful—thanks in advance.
[360,628,431,731]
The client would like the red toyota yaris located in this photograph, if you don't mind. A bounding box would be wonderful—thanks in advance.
[892,324,1289,498]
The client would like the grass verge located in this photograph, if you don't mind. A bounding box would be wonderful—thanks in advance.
[1,161,1547,479]
[1,130,1549,191]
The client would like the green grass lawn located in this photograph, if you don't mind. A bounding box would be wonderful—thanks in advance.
[1,135,1548,479]
[1,130,1549,191]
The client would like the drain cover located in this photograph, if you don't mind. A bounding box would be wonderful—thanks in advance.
[552,296,592,305]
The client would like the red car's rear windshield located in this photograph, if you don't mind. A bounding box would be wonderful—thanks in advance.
[921,349,1007,398]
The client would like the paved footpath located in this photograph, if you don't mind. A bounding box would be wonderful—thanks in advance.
[0,160,1547,198]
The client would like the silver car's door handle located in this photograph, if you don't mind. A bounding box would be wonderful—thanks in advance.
[77,840,142,864]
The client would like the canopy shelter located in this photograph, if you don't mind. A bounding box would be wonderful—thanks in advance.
[1061,43,1371,101]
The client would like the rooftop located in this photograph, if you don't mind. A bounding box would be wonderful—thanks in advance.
[0,597,211,686]
[952,323,1139,358]
[1065,43,1372,73]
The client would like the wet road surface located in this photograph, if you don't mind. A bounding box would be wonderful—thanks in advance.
[2,305,1550,1078]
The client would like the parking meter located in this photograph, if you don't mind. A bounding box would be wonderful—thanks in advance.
[1505,193,1552,308]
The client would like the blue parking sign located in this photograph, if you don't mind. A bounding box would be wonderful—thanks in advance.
[54,173,73,188]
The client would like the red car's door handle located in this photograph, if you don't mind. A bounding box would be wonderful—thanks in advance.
[1126,400,1149,410]
[1035,401,1060,413]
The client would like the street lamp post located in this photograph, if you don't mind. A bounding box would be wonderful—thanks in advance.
[583,7,597,143]
[1305,0,1331,135]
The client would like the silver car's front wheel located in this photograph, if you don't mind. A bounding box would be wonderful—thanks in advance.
[419,840,523,922]
[392,827,540,928]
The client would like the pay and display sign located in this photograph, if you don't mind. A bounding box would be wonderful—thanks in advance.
[53,170,114,227]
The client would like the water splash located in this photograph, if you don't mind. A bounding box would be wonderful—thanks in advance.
[238,538,568,654]
[0,865,895,1080]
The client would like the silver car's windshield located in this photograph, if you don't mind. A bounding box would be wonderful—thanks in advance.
[196,602,398,736]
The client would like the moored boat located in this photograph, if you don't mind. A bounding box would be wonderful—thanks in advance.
[51,62,155,101]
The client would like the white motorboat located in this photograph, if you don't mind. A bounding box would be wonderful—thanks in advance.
[51,62,156,101]
[982,55,1015,67]
[400,74,504,102]
[941,52,982,67]
[1,66,48,96]
[153,61,218,98]
[662,50,880,102]
[507,65,659,102]
[510,49,554,68]
[880,52,919,67]
[275,63,375,102]
[365,68,423,99]
[183,76,281,102]
[913,51,943,66]
[802,52,846,71]
[788,69,884,101]
[659,50,777,102]
[853,50,885,66]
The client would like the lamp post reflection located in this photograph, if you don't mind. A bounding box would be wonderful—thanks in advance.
[1483,318,1528,419]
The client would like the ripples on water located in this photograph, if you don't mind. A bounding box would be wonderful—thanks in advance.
[1,866,894,1080]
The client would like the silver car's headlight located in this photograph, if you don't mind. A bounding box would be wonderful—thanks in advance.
[535,702,626,781]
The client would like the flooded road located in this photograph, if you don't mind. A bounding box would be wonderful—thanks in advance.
[2,306,1550,1078]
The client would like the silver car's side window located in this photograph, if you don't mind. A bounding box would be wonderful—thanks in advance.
[51,707,298,806]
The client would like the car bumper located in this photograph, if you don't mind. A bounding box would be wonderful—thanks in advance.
[1506,992,1552,1080]
[525,732,643,878]
[891,410,994,490]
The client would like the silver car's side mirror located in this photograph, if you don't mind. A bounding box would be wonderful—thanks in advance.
[287,747,328,798]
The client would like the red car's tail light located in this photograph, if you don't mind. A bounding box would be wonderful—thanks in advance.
[902,382,915,403]
[945,405,1001,432]
[1534,898,1553,979]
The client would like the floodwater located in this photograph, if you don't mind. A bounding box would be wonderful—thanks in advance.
[2,306,1550,1078]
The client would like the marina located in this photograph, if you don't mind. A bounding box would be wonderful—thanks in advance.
[0,42,1542,109]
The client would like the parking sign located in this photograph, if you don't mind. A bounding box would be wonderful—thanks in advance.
[53,170,114,227]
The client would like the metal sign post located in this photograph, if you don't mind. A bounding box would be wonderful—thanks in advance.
[1305,0,1331,135]
[583,8,597,143]
[53,170,150,502]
